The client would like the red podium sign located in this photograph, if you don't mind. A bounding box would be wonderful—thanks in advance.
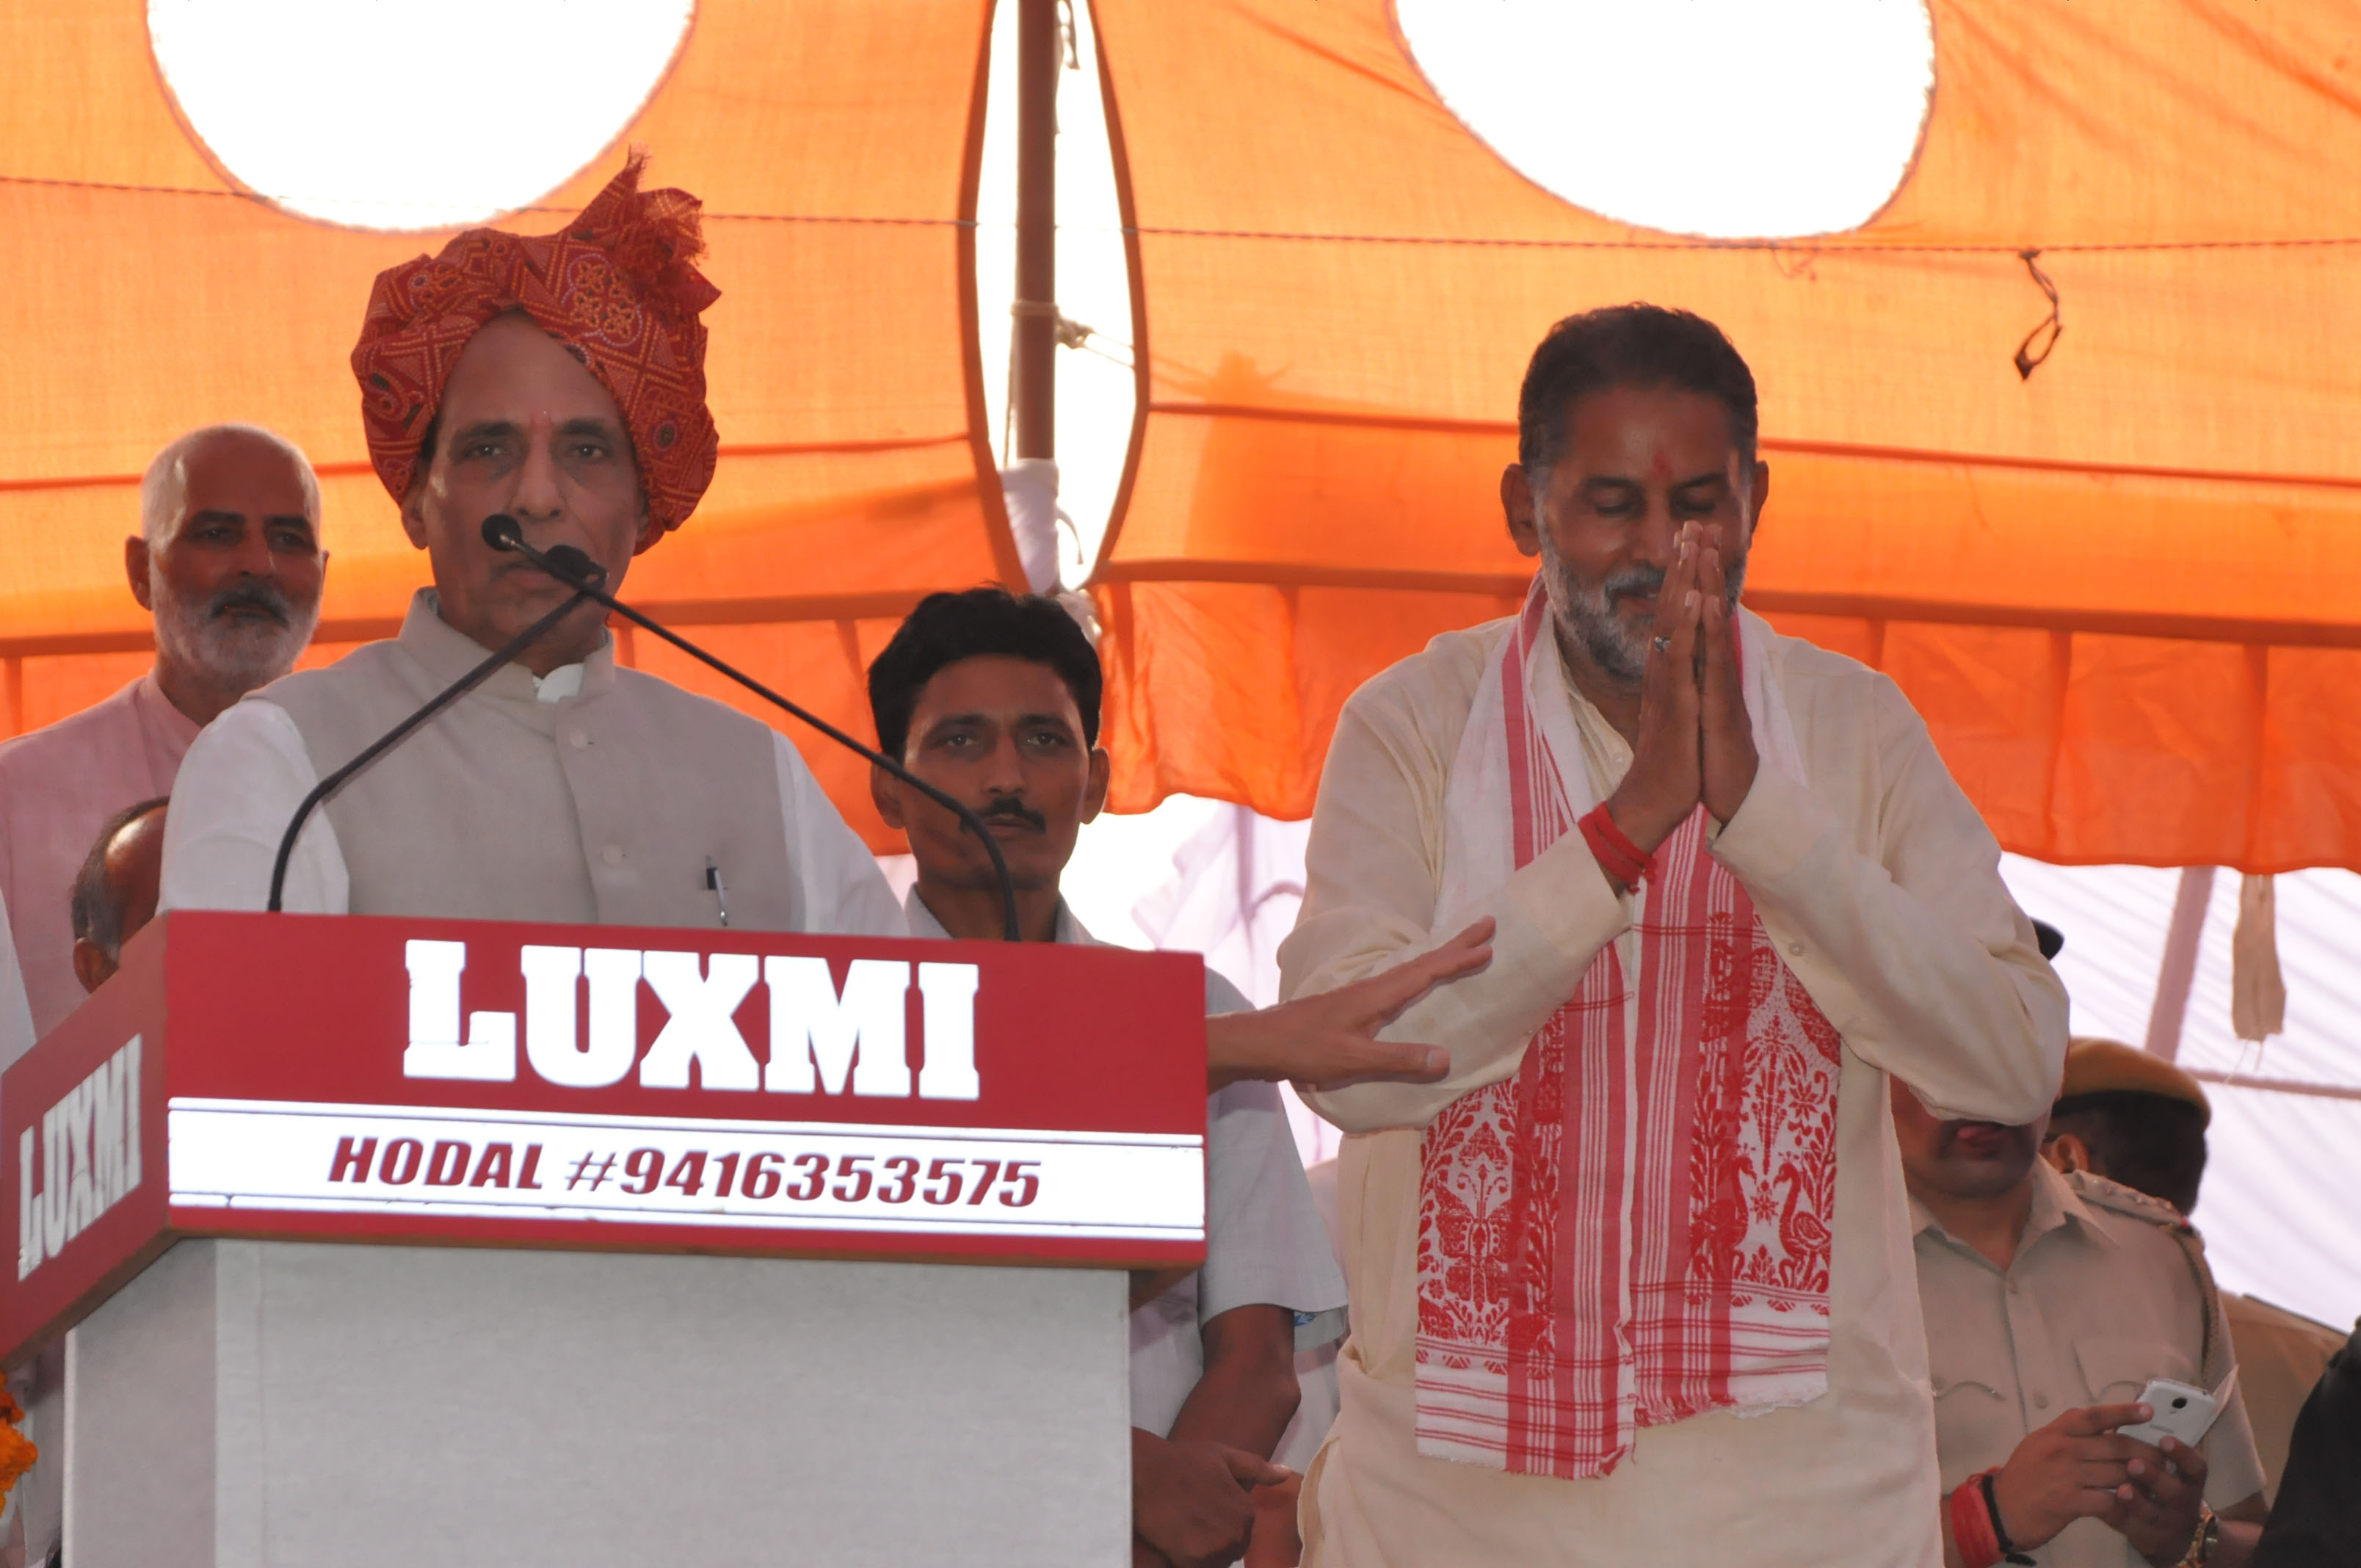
[1,911,1208,1365]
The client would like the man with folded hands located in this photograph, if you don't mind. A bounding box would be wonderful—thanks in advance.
[1280,304,2068,1565]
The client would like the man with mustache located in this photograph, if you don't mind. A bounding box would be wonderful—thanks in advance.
[2044,1037,2346,1506]
[159,158,900,940]
[1897,1076,2269,1565]
[0,424,318,1568]
[866,588,1487,1568]
[1280,304,2067,1564]
[0,422,323,1039]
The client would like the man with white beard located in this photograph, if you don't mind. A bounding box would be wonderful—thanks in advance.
[0,422,324,1039]
[0,422,321,1568]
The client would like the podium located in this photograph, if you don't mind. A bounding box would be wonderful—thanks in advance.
[1,911,1208,1566]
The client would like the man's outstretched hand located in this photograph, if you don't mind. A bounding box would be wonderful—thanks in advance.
[1205,919,1495,1091]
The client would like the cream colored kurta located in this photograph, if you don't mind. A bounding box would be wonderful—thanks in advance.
[160,589,902,938]
[1282,614,2068,1568]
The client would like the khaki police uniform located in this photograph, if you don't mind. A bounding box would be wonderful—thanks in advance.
[1912,1161,2266,1567]
[2050,1037,2340,1506]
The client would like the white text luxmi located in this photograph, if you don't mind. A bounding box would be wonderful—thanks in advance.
[401,941,982,1100]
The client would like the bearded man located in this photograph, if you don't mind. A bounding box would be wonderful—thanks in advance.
[1280,305,2067,1565]
[0,423,323,1036]
[2045,1038,2346,1506]
[160,158,899,937]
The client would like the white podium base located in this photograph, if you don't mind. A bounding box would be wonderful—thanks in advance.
[62,1239,1129,1566]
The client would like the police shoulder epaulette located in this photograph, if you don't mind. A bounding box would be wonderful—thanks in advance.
[2064,1169,2191,1233]
[2067,1170,2231,1382]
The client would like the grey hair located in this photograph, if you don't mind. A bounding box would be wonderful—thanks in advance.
[139,424,322,545]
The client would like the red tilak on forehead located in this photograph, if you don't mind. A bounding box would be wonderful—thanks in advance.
[1649,448,1674,482]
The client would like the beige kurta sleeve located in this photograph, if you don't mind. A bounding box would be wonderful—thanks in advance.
[1709,661,2066,1125]
[1283,639,1630,1133]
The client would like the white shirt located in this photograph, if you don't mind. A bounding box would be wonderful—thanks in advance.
[161,703,891,931]
[903,890,1347,1434]
[1285,613,2066,1567]
[159,590,904,940]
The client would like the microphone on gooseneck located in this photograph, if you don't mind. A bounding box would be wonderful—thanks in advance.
[265,582,595,913]
[478,513,1024,943]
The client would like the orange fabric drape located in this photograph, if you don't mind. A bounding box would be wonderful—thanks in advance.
[0,0,1015,849]
[1087,0,2361,873]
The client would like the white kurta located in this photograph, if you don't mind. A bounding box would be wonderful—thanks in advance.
[1284,613,2067,1568]
[161,589,902,939]
[903,890,1346,1434]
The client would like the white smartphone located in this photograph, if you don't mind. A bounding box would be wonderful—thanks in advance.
[2117,1365,2238,1449]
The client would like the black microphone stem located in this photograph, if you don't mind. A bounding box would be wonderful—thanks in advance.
[483,520,1024,942]
[266,590,593,913]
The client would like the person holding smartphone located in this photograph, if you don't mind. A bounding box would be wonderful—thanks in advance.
[1894,1075,2270,1566]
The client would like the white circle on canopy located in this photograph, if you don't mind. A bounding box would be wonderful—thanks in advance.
[1393,0,1934,239]
[148,0,696,232]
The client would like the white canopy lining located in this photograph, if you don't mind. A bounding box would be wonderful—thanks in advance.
[2001,856,2361,1329]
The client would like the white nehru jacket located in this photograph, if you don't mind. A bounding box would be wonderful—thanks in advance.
[903,890,1346,1435]
[161,589,903,940]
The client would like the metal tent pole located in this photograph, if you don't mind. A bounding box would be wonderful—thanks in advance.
[1012,0,1059,462]
[2144,865,2216,1061]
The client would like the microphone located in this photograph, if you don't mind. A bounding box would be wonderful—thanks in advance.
[480,515,1025,943]
[266,585,595,913]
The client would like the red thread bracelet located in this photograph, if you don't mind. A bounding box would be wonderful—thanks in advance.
[1578,805,1654,890]
[1949,1474,2001,1568]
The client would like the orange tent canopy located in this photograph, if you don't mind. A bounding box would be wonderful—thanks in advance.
[0,0,1013,849]
[1087,0,2361,873]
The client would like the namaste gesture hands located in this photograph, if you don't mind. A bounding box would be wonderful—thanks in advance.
[1601,520,1758,859]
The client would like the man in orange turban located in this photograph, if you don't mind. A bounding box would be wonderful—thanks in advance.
[352,155,720,540]
[159,156,904,937]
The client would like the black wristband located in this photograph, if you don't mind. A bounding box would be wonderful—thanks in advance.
[1979,1471,2037,1566]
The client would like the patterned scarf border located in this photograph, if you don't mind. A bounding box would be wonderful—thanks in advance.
[1413,581,1843,1478]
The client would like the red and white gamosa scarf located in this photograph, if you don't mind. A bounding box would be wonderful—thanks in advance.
[1414,578,1845,1479]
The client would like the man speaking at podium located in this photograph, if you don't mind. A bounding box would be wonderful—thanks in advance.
[159,159,900,937]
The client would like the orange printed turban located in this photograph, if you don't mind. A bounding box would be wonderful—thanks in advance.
[351,154,722,535]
